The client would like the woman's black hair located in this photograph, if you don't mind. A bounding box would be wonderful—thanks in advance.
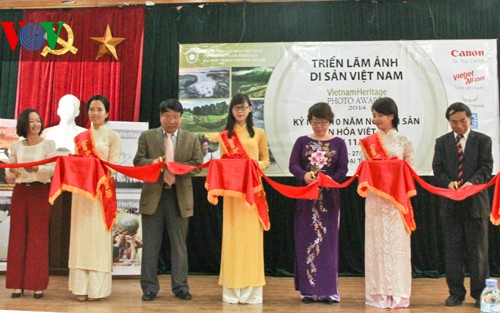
[86,94,111,122]
[16,108,43,137]
[307,102,334,123]
[371,97,400,130]
[224,93,255,138]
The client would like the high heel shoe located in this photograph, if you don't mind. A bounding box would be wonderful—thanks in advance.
[11,289,24,298]
[87,297,101,302]
[75,295,88,302]
[33,291,44,299]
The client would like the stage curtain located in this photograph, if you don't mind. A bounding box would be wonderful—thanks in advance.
[140,6,179,125]
[0,10,23,119]
[16,7,143,127]
[142,0,500,277]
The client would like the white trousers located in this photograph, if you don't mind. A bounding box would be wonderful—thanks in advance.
[69,268,112,299]
[365,294,410,309]
[223,286,263,304]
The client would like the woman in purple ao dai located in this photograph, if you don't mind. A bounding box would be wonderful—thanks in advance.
[289,102,348,304]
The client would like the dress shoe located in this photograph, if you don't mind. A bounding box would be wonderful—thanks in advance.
[301,296,313,303]
[475,299,480,308]
[33,291,44,299]
[445,295,463,306]
[175,290,192,300]
[322,298,336,304]
[142,291,156,301]
[11,289,24,298]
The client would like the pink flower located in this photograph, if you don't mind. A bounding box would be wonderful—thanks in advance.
[309,150,327,173]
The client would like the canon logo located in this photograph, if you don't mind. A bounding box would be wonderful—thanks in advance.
[451,49,485,57]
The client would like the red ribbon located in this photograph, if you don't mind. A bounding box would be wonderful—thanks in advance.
[356,160,417,233]
[407,164,500,224]
[70,131,117,231]
[0,152,497,231]
[0,156,59,169]
[204,158,270,230]
[165,159,499,230]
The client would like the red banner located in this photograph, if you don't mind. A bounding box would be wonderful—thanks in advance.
[17,7,144,126]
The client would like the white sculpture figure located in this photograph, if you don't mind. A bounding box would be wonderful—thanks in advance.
[42,94,86,154]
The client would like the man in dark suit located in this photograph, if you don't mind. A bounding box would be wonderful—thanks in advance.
[134,99,203,301]
[432,102,493,308]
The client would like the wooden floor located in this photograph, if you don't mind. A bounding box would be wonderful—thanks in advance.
[0,275,481,312]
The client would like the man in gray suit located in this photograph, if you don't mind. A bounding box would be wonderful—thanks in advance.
[432,102,493,308]
[134,99,203,301]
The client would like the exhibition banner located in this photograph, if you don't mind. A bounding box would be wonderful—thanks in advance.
[107,121,149,189]
[179,40,499,176]
[0,119,19,189]
[112,192,142,275]
[107,121,148,275]
[0,191,11,272]
[0,119,18,271]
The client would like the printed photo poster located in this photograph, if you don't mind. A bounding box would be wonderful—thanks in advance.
[107,121,149,189]
[112,191,142,275]
[179,40,499,175]
[179,98,226,166]
[0,191,12,271]
[178,64,272,170]
[0,119,19,190]
[107,121,148,275]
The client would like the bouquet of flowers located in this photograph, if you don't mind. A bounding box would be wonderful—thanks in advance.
[308,150,327,179]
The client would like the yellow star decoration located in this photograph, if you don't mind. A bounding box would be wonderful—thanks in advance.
[89,24,126,61]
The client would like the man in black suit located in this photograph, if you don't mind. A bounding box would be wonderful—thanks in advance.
[432,102,493,308]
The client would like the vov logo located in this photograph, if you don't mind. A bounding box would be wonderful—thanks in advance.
[0,21,78,56]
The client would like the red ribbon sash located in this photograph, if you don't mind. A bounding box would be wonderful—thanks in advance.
[360,133,390,160]
[74,130,99,158]
[219,130,249,159]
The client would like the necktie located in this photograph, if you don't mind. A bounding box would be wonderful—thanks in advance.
[163,133,175,185]
[456,134,464,187]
